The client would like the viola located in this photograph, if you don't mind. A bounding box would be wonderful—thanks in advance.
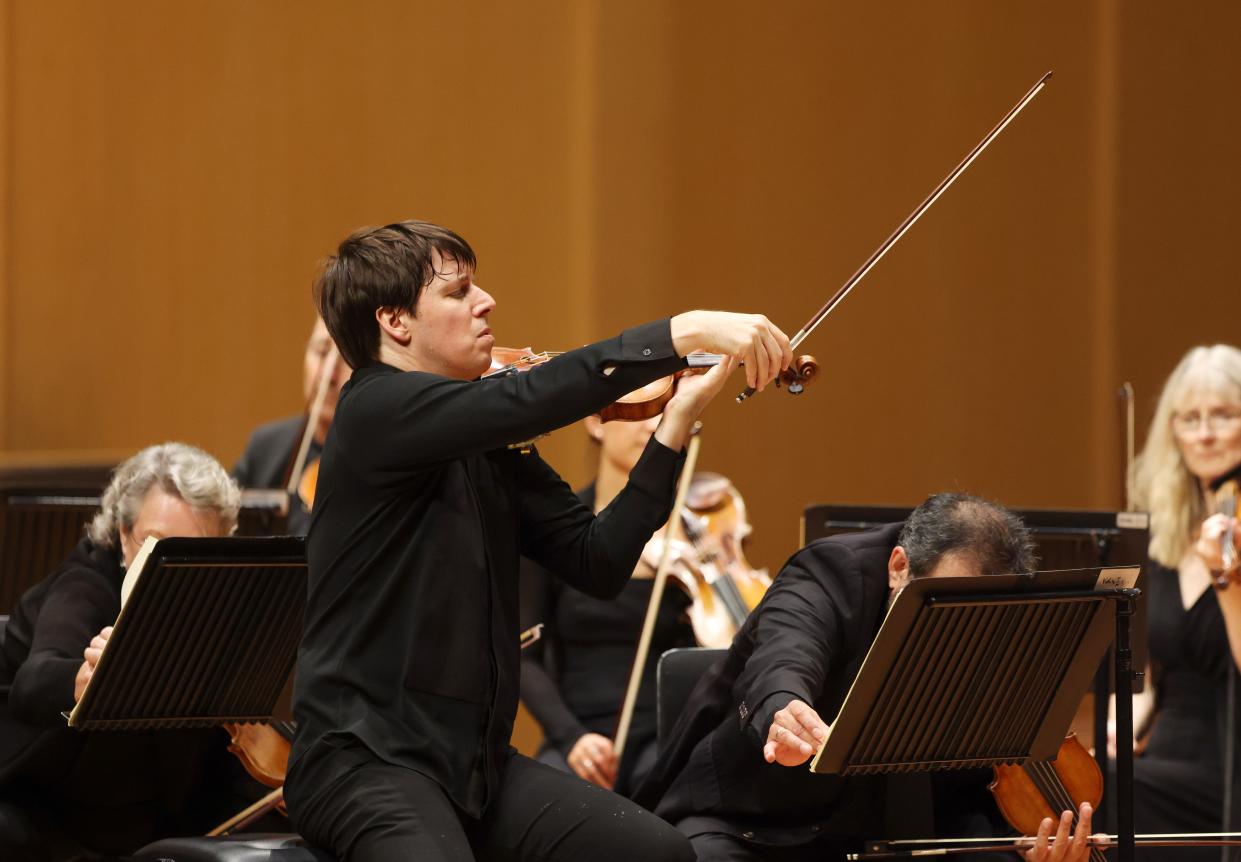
[487,346,818,423]
[642,472,771,648]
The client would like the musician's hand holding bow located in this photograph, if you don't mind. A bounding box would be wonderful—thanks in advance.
[669,311,792,393]
[567,732,618,790]
[763,699,828,767]
[1024,803,1093,862]
[73,625,112,702]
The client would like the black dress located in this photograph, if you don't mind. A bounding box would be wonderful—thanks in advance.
[1132,562,1241,860]
[519,484,697,796]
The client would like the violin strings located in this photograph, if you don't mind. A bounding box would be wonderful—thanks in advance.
[1023,760,1108,862]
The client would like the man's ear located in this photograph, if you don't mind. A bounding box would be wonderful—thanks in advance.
[375,307,412,346]
[888,546,911,592]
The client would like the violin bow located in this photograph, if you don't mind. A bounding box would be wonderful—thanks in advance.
[737,70,1053,403]
[849,832,1241,859]
[614,423,703,763]
[284,346,340,497]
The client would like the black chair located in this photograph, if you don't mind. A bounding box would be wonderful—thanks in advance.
[133,834,336,862]
[656,646,726,749]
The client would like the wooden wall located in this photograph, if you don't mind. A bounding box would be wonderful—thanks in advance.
[2,0,1240,678]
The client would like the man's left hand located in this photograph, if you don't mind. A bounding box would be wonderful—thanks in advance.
[1024,802,1094,862]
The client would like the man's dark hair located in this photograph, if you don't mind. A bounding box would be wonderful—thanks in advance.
[313,220,477,369]
[898,493,1037,579]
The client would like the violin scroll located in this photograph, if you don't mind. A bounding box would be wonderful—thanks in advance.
[775,355,819,395]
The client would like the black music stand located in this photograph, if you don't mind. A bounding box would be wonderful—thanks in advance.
[804,503,1150,829]
[811,567,1141,862]
[67,536,306,730]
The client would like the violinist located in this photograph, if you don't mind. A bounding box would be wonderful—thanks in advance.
[634,493,1094,862]
[283,219,793,862]
[0,443,272,862]
[518,414,697,796]
[233,316,352,535]
[1126,344,1241,861]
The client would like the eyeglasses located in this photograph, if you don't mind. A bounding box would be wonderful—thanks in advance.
[1171,408,1241,435]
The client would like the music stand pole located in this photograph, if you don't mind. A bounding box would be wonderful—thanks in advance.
[1114,589,1139,862]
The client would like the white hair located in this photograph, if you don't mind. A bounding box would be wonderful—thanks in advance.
[1132,345,1241,567]
[87,442,240,548]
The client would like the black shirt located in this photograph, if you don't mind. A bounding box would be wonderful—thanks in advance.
[1,537,122,768]
[288,319,687,816]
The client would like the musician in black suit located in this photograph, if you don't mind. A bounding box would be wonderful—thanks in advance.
[233,317,351,535]
[634,493,1095,862]
[283,219,794,862]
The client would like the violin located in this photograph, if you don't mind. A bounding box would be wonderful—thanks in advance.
[1209,466,1241,587]
[209,721,295,835]
[488,347,819,423]
[990,733,1106,862]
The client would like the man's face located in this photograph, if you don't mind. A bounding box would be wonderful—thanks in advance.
[887,547,980,595]
[403,249,496,380]
[303,319,352,439]
[118,487,227,568]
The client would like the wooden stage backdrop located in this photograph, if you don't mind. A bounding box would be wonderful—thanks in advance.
[2,1,1240,753]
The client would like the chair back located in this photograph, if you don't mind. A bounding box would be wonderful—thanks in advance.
[656,646,726,749]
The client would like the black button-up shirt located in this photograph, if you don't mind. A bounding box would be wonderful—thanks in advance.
[288,319,686,816]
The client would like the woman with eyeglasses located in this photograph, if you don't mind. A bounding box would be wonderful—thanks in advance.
[1127,344,1241,860]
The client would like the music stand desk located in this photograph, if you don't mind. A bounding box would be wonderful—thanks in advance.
[67,536,306,731]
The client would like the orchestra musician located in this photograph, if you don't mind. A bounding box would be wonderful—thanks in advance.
[0,443,270,862]
[282,219,794,862]
[518,414,697,796]
[1127,343,1241,860]
[233,316,352,535]
[633,492,1093,862]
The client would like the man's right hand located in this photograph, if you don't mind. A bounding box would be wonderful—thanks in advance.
[763,698,829,767]
[73,625,112,703]
[670,311,792,393]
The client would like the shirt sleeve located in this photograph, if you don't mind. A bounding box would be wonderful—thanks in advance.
[517,557,590,753]
[338,319,684,480]
[515,437,684,600]
[8,568,117,725]
[731,543,860,745]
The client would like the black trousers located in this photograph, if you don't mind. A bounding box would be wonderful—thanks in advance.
[533,734,658,799]
[286,743,695,862]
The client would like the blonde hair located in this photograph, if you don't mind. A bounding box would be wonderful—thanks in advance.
[88,442,240,548]
[1132,345,1241,567]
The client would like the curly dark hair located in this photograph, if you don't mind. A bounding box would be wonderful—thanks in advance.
[898,493,1037,579]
